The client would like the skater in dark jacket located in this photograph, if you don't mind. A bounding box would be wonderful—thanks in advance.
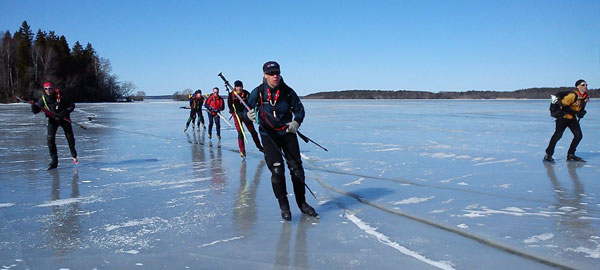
[32,82,78,170]
[185,90,205,132]
[243,61,318,221]
[205,87,225,140]
[228,80,263,158]
[544,79,589,163]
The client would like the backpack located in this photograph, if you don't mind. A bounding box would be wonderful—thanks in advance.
[549,91,574,118]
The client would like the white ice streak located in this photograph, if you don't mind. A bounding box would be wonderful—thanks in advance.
[343,177,365,186]
[460,205,550,218]
[0,203,15,208]
[457,224,469,229]
[440,174,474,183]
[100,168,126,172]
[346,212,455,270]
[104,217,167,232]
[523,233,554,244]
[199,236,244,248]
[391,196,435,205]
[421,152,456,159]
[474,158,516,166]
[35,197,94,207]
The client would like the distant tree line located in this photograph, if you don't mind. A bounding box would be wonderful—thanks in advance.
[0,21,136,103]
[303,87,599,99]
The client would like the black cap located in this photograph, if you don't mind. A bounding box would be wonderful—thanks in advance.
[263,61,280,74]
[234,80,243,87]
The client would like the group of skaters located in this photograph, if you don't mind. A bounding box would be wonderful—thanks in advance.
[29,62,590,221]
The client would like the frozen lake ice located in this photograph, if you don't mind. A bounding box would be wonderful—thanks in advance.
[1,99,599,269]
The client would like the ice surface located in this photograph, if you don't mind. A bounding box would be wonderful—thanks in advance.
[1,99,599,269]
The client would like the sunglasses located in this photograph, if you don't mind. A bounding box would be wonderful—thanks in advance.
[266,72,280,76]
[579,83,587,87]
[44,87,53,90]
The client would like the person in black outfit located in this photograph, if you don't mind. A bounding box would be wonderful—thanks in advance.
[227,80,263,158]
[32,82,78,170]
[244,61,318,221]
[184,89,205,132]
[544,79,589,163]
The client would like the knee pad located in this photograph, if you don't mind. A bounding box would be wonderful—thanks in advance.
[288,164,305,181]
[270,164,285,184]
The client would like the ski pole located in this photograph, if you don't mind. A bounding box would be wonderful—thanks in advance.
[15,96,87,130]
[218,72,328,151]
[216,111,234,128]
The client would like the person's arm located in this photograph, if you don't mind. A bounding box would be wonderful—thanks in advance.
[243,88,259,122]
[288,89,305,125]
[227,93,234,113]
[32,97,43,114]
[561,93,577,115]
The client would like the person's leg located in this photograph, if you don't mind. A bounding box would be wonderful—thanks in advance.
[60,120,77,159]
[215,115,221,138]
[244,118,263,151]
[47,119,59,169]
[261,133,290,220]
[567,120,583,157]
[545,118,569,156]
[281,133,317,217]
[207,114,214,137]
[233,114,245,155]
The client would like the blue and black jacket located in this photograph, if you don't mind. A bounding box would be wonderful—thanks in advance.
[245,78,305,136]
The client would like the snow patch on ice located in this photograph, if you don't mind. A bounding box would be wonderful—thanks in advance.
[117,249,140,254]
[457,224,468,229]
[391,196,435,205]
[441,199,454,204]
[440,174,474,183]
[0,203,15,208]
[523,233,554,244]
[421,152,456,159]
[343,177,365,186]
[200,236,244,248]
[346,212,455,270]
[105,217,167,232]
[457,182,468,186]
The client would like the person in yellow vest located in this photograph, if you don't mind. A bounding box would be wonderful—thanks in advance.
[544,79,589,163]
[32,82,78,170]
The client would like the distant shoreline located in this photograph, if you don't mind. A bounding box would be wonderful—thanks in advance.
[302,88,598,100]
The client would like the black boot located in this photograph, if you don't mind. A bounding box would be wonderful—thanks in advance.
[543,154,554,163]
[300,202,319,218]
[567,154,585,162]
[278,197,291,221]
[47,161,58,170]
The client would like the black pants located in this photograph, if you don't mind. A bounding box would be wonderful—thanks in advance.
[261,132,306,208]
[47,118,77,163]
[186,109,204,127]
[207,113,220,137]
[545,118,582,156]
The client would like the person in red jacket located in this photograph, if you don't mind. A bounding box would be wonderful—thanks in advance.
[228,80,263,157]
[204,87,225,140]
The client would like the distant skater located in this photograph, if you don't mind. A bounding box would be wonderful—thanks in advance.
[205,87,225,140]
[544,79,589,163]
[228,80,263,158]
[244,61,318,221]
[185,89,205,132]
[31,82,78,170]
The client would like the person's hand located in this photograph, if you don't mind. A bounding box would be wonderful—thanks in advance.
[577,109,586,119]
[286,120,299,133]
[247,110,256,122]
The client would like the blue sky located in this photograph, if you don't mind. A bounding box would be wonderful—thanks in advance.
[1,0,599,96]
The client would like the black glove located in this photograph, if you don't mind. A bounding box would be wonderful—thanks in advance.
[577,109,586,119]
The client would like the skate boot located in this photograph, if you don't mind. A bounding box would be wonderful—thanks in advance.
[543,154,554,163]
[47,161,58,170]
[279,197,291,221]
[567,154,585,162]
[300,202,319,218]
[72,157,79,165]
